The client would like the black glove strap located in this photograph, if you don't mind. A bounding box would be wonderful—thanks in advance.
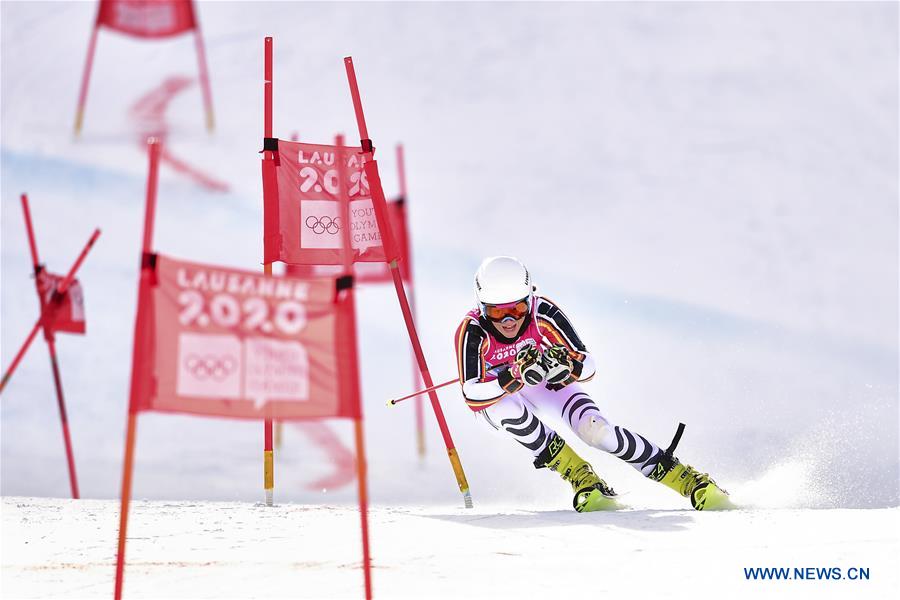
[570,359,584,379]
[497,368,524,394]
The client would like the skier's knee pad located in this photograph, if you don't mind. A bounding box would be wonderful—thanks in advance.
[576,414,612,448]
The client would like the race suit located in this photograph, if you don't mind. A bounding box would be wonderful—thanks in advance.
[454,295,666,476]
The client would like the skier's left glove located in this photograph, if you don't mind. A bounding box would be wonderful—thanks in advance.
[542,345,583,391]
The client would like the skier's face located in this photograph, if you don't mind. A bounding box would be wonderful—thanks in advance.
[495,315,525,338]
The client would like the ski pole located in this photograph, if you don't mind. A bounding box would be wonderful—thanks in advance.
[387,378,458,406]
[387,361,513,407]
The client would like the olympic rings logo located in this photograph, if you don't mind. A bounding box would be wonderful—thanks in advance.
[305,215,341,235]
[184,354,238,381]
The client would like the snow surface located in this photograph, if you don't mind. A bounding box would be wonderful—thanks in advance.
[2,497,899,600]
[1,1,898,598]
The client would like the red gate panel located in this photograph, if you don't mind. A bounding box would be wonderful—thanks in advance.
[36,271,87,335]
[96,0,197,38]
[133,254,360,420]
[263,140,393,266]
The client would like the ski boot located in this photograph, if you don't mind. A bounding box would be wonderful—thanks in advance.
[649,455,734,510]
[535,434,621,512]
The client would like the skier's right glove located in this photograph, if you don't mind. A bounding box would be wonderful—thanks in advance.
[513,345,546,387]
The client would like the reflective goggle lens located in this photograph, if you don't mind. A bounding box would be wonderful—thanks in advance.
[482,299,530,322]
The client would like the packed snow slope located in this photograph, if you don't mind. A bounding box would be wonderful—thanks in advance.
[1,0,897,517]
[2,497,899,600]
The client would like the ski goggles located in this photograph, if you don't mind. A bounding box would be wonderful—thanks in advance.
[480,298,531,322]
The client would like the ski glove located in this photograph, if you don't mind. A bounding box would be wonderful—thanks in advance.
[543,344,582,391]
[497,367,524,394]
[513,345,546,387]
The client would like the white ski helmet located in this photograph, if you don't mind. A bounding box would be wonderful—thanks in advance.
[473,256,533,306]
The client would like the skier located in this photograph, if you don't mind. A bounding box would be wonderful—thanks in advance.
[454,256,732,512]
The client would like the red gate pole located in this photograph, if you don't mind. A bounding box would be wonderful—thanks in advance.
[396,145,426,459]
[353,418,373,600]
[337,135,373,599]
[193,26,215,131]
[57,229,102,296]
[115,138,161,600]
[261,36,275,507]
[1,194,41,395]
[114,411,138,600]
[74,21,100,136]
[343,57,473,508]
[0,323,41,395]
[22,193,81,498]
[21,194,40,267]
[46,338,80,499]
[0,228,100,395]
[264,418,274,506]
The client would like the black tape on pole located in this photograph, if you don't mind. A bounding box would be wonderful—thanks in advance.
[336,274,355,292]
